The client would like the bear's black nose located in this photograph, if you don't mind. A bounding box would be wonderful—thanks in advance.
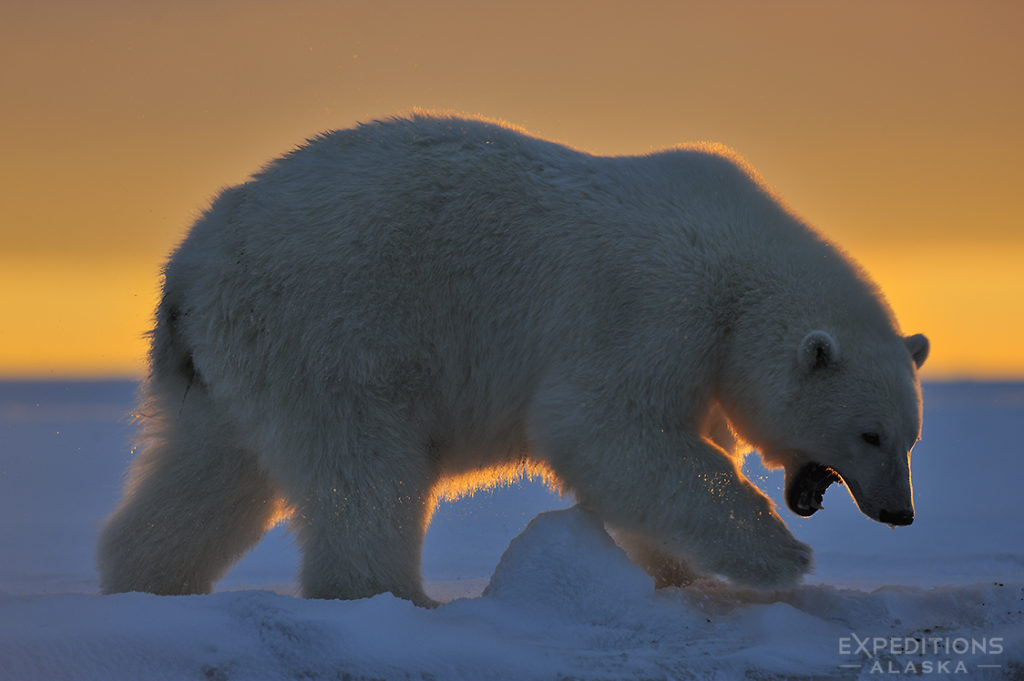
[879,509,914,526]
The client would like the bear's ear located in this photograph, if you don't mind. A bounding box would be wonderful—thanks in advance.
[904,333,930,369]
[798,330,839,372]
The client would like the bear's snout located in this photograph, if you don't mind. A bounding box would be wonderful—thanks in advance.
[878,508,914,526]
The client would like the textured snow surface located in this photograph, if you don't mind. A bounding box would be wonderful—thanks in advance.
[1,381,1022,680]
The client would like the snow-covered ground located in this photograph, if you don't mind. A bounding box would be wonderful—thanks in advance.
[1,380,1021,680]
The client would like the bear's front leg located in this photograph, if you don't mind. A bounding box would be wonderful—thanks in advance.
[531,399,811,590]
[288,461,438,608]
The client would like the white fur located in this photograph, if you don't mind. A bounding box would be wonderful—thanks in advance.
[98,113,928,603]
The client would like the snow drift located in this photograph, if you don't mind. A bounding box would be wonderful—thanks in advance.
[0,381,1022,679]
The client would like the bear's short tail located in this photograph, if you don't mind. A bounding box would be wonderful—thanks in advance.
[149,295,202,402]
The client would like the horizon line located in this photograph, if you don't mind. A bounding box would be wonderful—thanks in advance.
[1,374,1023,385]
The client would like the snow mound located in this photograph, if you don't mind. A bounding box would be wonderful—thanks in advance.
[483,505,652,616]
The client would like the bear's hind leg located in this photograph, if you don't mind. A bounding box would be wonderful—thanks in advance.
[97,377,280,595]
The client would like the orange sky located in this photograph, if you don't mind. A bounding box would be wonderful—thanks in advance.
[1,0,1022,379]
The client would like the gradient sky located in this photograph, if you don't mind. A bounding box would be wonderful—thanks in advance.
[2,0,1022,379]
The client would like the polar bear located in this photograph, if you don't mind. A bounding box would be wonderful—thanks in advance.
[98,113,929,605]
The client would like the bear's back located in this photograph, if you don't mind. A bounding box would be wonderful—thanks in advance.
[163,114,894,436]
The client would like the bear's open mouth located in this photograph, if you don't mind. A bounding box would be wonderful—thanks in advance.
[786,462,842,517]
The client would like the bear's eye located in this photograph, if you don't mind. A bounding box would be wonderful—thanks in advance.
[861,432,882,447]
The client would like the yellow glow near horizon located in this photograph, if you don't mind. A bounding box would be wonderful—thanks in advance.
[2,1,1022,380]
[0,257,159,379]
[1,241,1019,382]
[864,247,1024,380]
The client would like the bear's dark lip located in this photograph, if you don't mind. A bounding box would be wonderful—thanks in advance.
[786,461,843,517]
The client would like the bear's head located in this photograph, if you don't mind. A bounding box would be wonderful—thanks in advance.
[719,302,930,527]
[779,329,929,524]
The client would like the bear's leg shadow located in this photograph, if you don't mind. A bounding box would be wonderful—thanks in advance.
[612,530,699,588]
[530,391,811,590]
[97,375,280,595]
[285,418,437,607]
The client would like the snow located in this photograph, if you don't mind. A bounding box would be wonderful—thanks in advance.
[1,381,1022,680]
